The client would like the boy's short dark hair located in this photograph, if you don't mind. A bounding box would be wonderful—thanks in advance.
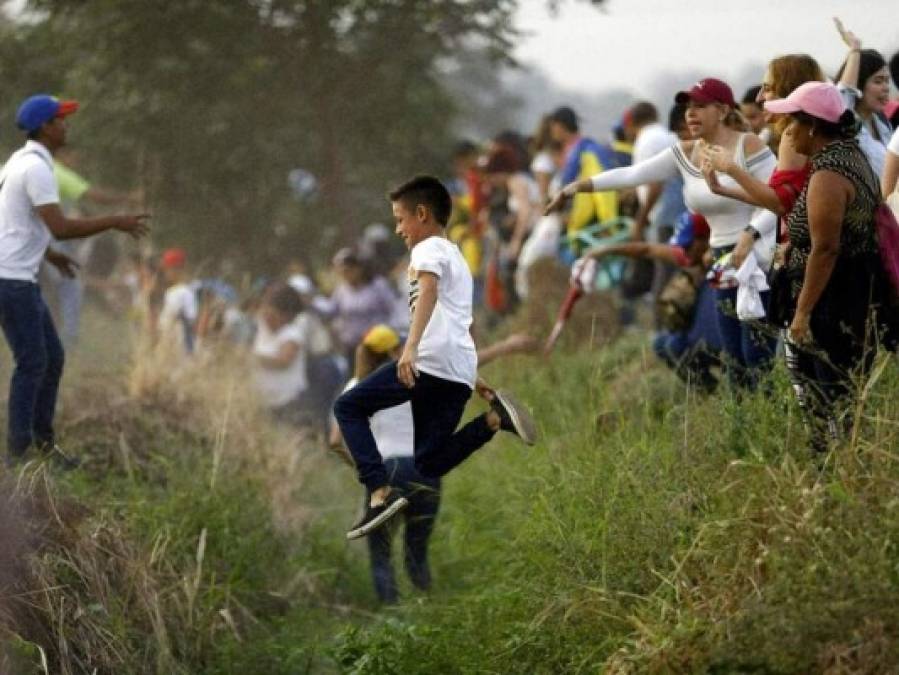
[388,175,452,227]
[742,85,762,106]
[263,282,304,319]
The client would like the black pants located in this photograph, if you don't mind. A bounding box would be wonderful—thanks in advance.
[783,318,873,452]
[333,362,496,490]
[366,456,440,604]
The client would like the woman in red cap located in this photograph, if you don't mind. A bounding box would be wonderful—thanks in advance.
[547,77,777,390]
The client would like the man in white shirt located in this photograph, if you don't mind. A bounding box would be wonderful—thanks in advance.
[627,102,680,241]
[0,94,148,467]
[334,176,537,540]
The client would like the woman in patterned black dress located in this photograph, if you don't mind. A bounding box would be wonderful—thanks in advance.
[766,82,895,451]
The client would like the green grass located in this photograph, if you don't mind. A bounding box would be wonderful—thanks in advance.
[2,308,898,673]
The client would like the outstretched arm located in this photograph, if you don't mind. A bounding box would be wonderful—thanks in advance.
[36,203,149,241]
[583,241,683,266]
[545,148,679,215]
[476,333,538,366]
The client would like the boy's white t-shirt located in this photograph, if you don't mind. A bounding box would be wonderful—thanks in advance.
[253,320,308,408]
[344,378,413,460]
[408,236,477,388]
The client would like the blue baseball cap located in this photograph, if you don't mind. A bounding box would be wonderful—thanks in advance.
[669,211,710,249]
[16,94,79,133]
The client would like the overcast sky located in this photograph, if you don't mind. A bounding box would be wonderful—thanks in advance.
[514,0,899,97]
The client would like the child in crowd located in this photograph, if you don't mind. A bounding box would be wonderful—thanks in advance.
[157,247,197,354]
[334,175,537,540]
[252,282,311,428]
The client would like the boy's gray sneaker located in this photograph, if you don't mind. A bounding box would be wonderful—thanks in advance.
[346,491,409,540]
[491,390,537,446]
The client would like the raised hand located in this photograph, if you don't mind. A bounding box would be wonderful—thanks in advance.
[833,17,861,50]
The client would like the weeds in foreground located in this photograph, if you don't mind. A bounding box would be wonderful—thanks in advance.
[1,310,898,674]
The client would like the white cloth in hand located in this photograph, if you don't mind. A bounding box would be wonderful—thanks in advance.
[735,251,769,320]
[570,257,598,293]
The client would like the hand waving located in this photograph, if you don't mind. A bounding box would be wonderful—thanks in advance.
[834,17,861,50]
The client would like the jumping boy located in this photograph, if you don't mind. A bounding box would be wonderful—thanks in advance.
[334,175,536,540]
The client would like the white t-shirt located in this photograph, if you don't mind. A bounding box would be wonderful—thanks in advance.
[253,319,308,408]
[408,236,477,388]
[344,378,413,460]
[0,141,59,281]
[888,127,899,157]
[159,283,198,331]
[633,123,677,213]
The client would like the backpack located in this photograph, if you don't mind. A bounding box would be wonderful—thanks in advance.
[875,202,899,297]
[656,266,705,332]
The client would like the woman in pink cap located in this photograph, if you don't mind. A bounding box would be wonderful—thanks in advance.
[765,81,897,452]
[546,77,778,390]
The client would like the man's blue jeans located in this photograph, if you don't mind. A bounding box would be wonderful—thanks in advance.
[0,280,65,458]
[366,456,441,604]
[333,362,496,491]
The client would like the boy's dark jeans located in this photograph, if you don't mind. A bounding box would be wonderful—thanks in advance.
[367,456,440,604]
[333,361,495,491]
[0,280,65,458]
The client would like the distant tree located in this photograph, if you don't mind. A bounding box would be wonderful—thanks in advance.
[0,0,605,271]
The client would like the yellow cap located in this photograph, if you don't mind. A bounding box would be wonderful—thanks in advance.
[362,324,400,354]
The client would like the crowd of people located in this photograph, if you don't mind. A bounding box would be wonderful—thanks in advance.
[2,18,899,604]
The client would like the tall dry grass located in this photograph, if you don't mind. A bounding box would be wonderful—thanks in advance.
[0,329,339,674]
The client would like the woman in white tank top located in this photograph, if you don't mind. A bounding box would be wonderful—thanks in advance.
[546,78,778,389]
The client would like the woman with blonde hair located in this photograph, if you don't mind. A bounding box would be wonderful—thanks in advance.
[700,54,826,244]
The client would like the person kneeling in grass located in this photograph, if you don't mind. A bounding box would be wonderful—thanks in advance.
[333,175,537,540]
